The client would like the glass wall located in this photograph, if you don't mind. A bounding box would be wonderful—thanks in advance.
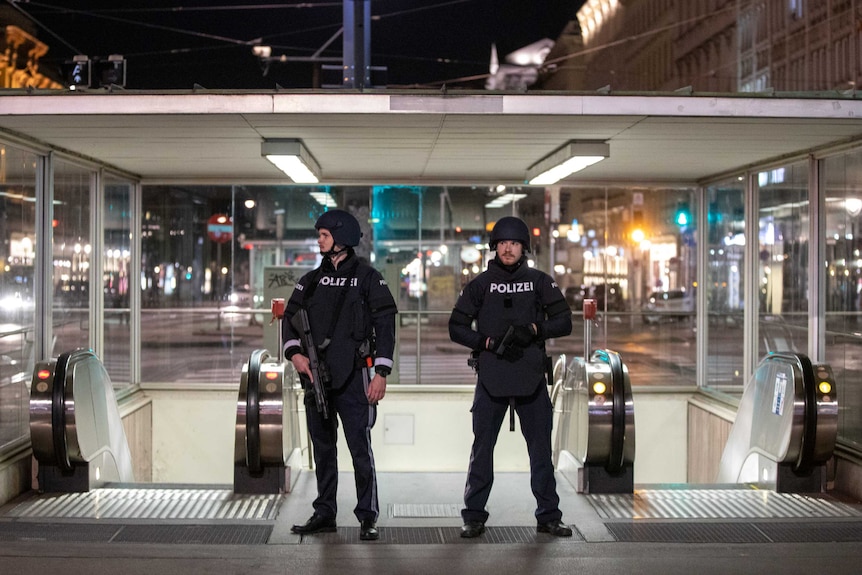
[822,151,862,450]
[0,144,38,451]
[137,184,699,388]
[52,159,92,356]
[705,178,746,391]
[561,187,698,387]
[756,161,809,357]
[4,137,862,463]
[103,177,133,385]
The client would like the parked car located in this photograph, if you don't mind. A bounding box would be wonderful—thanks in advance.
[642,289,694,323]
[565,283,625,312]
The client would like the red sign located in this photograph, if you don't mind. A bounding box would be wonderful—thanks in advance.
[207,214,233,243]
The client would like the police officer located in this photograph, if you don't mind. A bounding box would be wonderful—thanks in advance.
[448,216,573,538]
[282,209,397,541]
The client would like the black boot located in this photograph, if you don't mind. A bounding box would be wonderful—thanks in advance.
[360,519,379,541]
[536,519,572,537]
[460,521,485,538]
[291,514,337,534]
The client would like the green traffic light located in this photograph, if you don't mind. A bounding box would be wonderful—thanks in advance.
[675,202,690,227]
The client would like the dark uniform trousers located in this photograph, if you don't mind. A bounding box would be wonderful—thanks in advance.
[305,368,379,523]
[462,381,562,525]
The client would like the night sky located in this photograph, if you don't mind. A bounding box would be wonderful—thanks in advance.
[17,0,584,90]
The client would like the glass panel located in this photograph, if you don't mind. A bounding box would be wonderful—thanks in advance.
[756,162,808,357]
[705,178,746,393]
[0,143,38,451]
[103,177,132,387]
[138,184,700,387]
[143,186,248,384]
[822,151,862,450]
[560,187,697,387]
[52,160,92,356]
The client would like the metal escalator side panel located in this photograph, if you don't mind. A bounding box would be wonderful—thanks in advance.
[809,363,838,466]
[257,362,285,465]
[29,359,60,464]
[582,361,614,465]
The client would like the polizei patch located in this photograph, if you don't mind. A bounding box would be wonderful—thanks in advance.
[318,277,359,287]
[489,282,534,293]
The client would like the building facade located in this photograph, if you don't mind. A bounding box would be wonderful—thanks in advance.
[543,0,862,94]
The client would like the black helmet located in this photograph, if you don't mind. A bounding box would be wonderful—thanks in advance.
[315,209,362,247]
[490,216,531,253]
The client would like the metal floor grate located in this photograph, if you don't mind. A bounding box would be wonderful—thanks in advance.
[607,521,862,543]
[300,525,584,544]
[113,524,272,544]
[3,488,281,521]
[589,489,862,520]
[0,522,272,545]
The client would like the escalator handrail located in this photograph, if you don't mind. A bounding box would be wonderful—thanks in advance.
[49,348,94,473]
[591,349,627,474]
[795,353,818,473]
[51,351,73,473]
[245,348,270,475]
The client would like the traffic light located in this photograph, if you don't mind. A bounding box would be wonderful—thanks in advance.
[99,55,127,88]
[66,55,91,89]
[674,202,691,228]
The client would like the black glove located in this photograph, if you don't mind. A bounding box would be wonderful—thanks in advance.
[510,324,536,347]
[500,345,523,362]
[486,336,524,362]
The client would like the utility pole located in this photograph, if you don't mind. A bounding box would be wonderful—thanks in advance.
[342,0,371,89]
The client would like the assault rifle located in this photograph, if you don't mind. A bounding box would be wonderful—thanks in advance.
[291,308,331,419]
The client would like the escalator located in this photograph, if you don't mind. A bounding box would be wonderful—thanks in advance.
[29,342,303,496]
[716,351,838,493]
[233,347,303,494]
[29,348,135,492]
[553,299,636,493]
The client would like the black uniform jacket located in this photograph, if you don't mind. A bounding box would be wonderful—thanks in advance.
[449,257,572,397]
[282,252,397,390]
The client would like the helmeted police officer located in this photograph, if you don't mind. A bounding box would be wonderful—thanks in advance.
[282,209,397,541]
[448,216,573,538]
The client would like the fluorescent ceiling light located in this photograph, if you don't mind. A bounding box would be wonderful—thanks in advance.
[526,141,609,186]
[485,193,527,208]
[262,139,320,184]
[310,191,337,207]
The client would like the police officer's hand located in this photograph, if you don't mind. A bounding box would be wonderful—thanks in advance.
[367,373,386,404]
[486,336,523,362]
[500,344,523,362]
[290,354,314,383]
[510,324,536,347]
